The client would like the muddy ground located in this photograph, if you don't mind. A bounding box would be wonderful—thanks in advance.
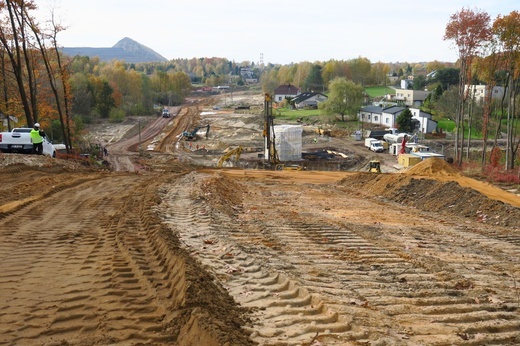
[1,92,520,346]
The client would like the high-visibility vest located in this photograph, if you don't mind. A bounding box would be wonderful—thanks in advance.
[30,129,43,144]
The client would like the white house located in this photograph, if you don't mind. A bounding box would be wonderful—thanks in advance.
[409,108,437,134]
[358,106,437,134]
[465,85,505,104]
[273,84,301,103]
[392,89,430,107]
[291,92,327,109]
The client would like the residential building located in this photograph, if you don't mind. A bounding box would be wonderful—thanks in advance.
[392,89,430,107]
[239,67,258,84]
[401,79,413,90]
[464,85,505,104]
[358,105,437,134]
[290,92,327,109]
[409,108,437,134]
[273,84,301,103]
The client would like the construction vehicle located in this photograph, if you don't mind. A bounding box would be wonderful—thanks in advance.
[315,126,332,136]
[368,160,381,173]
[217,146,242,167]
[365,138,384,153]
[276,164,303,171]
[182,124,210,141]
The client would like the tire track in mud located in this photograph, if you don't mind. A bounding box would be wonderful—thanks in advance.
[160,172,520,345]
[160,174,353,345]
[0,171,185,345]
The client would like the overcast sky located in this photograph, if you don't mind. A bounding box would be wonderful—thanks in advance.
[38,0,517,65]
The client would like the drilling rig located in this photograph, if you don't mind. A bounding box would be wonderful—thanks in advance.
[263,93,303,171]
[263,93,280,167]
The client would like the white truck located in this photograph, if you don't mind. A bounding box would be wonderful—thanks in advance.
[0,128,56,157]
[364,138,384,153]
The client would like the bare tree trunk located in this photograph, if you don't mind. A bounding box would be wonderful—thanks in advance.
[481,90,491,167]
[0,49,11,131]
[466,86,475,161]
[507,77,519,170]
[0,0,34,126]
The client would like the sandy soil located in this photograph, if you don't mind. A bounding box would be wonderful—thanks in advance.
[1,91,519,346]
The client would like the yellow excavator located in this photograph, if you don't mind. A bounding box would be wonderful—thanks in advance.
[217,146,243,167]
[368,160,381,173]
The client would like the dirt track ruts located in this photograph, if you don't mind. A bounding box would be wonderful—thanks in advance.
[0,165,253,345]
[158,170,520,345]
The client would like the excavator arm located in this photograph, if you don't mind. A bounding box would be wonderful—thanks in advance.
[217,146,243,167]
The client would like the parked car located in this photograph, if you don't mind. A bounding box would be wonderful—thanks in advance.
[0,128,56,157]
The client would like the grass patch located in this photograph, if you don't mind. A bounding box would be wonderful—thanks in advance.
[274,108,322,121]
[365,86,394,98]
[437,119,455,132]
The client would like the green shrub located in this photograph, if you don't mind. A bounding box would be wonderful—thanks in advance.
[109,108,126,123]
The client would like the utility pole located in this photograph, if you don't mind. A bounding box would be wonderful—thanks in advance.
[138,120,143,156]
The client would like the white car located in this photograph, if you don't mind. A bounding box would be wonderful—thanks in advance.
[0,128,56,157]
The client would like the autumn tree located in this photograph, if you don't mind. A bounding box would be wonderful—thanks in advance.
[371,62,389,86]
[348,57,371,86]
[0,0,39,126]
[320,77,363,122]
[474,50,501,166]
[444,7,491,166]
[292,62,312,90]
[425,60,447,73]
[260,68,279,95]
[493,10,520,170]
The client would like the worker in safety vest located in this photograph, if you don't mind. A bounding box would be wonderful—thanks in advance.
[30,123,46,155]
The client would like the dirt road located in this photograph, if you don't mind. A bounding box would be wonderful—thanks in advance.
[1,92,520,345]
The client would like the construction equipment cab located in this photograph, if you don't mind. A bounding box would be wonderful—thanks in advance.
[368,160,381,173]
[182,124,210,141]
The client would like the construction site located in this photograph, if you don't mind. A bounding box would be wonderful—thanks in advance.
[0,90,520,346]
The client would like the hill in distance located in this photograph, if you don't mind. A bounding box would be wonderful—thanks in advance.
[61,37,167,63]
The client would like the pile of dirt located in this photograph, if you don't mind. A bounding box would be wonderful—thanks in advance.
[340,163,520,228]
[404,157,460,176]
[195,172,245,218]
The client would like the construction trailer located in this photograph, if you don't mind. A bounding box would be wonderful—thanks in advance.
[398,154,422,167]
